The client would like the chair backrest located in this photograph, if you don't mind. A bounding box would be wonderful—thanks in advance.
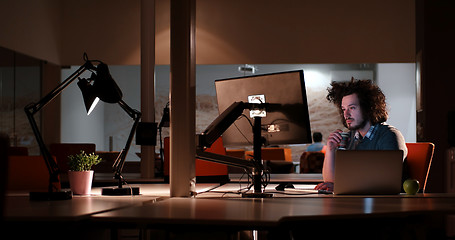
[7,156,55,191]
[405,142,435,193]
[245,148,293,161]
[164,137,228,177]
[300,151,325,173]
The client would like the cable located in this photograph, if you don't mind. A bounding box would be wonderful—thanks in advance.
[232,114,254,145]
[195,184,224,195]
[196,169,253,198]
[240,114,254,128]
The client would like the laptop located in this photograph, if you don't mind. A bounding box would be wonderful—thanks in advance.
[334,150,404,195]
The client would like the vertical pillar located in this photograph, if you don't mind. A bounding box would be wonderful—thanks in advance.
[169,0,196,197]
[41,61,61,146]
[140,0,156,178]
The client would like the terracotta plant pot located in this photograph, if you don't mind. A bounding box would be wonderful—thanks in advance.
[68,170,94,195]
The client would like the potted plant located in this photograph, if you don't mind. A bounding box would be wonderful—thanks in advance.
[67,151,102,195]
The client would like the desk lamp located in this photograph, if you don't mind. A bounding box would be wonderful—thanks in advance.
[77,58,141,196]
[25,53,141,200]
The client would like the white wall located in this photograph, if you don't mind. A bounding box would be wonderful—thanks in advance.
[103,66,141,161]
[377,63,416,142]
[60,66,105,149]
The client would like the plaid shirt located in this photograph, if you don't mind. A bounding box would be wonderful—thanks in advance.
[354,123,378,141]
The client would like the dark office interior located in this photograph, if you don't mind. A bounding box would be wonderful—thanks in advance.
[2,0,455,239]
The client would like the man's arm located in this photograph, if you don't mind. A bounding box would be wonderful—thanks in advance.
[316,130,342,191]
[322,148,335,182]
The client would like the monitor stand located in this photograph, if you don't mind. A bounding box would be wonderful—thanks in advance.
[241,117,273,198]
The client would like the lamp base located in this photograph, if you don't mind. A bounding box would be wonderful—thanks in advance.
[101,187,140,196]
[29,190,73,201]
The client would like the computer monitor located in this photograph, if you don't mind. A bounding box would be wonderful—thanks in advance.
[214,70,312,147]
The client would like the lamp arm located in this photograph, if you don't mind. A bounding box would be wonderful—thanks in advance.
[112,100,142,187]
[25,61,93,115]
[24,60,94,192]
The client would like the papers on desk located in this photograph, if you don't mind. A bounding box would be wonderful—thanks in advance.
[285,184,317,190]
[284,188,320,194]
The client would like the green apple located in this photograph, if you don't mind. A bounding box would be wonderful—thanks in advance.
[403,179,420,195]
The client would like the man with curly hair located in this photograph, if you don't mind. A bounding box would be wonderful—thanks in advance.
[315,78,407,192]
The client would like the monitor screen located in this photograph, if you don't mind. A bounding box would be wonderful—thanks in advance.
[215,70,312,147]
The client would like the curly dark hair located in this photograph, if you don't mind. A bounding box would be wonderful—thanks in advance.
[326,78,388,127]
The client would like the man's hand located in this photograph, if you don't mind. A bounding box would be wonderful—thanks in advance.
[315,182,334,192]
[327,129,343,151]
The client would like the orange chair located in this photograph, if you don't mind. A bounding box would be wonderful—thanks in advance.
[405,142,435,193]
[245,148,293,161]
[7,156,57,191]
[164,137,229,183]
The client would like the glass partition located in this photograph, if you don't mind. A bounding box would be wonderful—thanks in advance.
[0,47,41,155]
[61,63,416,174]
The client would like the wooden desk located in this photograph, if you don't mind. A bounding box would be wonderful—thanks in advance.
[3,185,169,225]
[3,193,159,239]
[4,183,218,222]
[3,184,218,239]
[4,184,455,239]
[4,195,152,222]
[91,184,455,239]
[92,192,455,227]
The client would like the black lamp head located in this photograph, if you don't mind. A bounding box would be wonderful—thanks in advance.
[93,63,123,104]
[77,61,123,115]
[77,75,99,115]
